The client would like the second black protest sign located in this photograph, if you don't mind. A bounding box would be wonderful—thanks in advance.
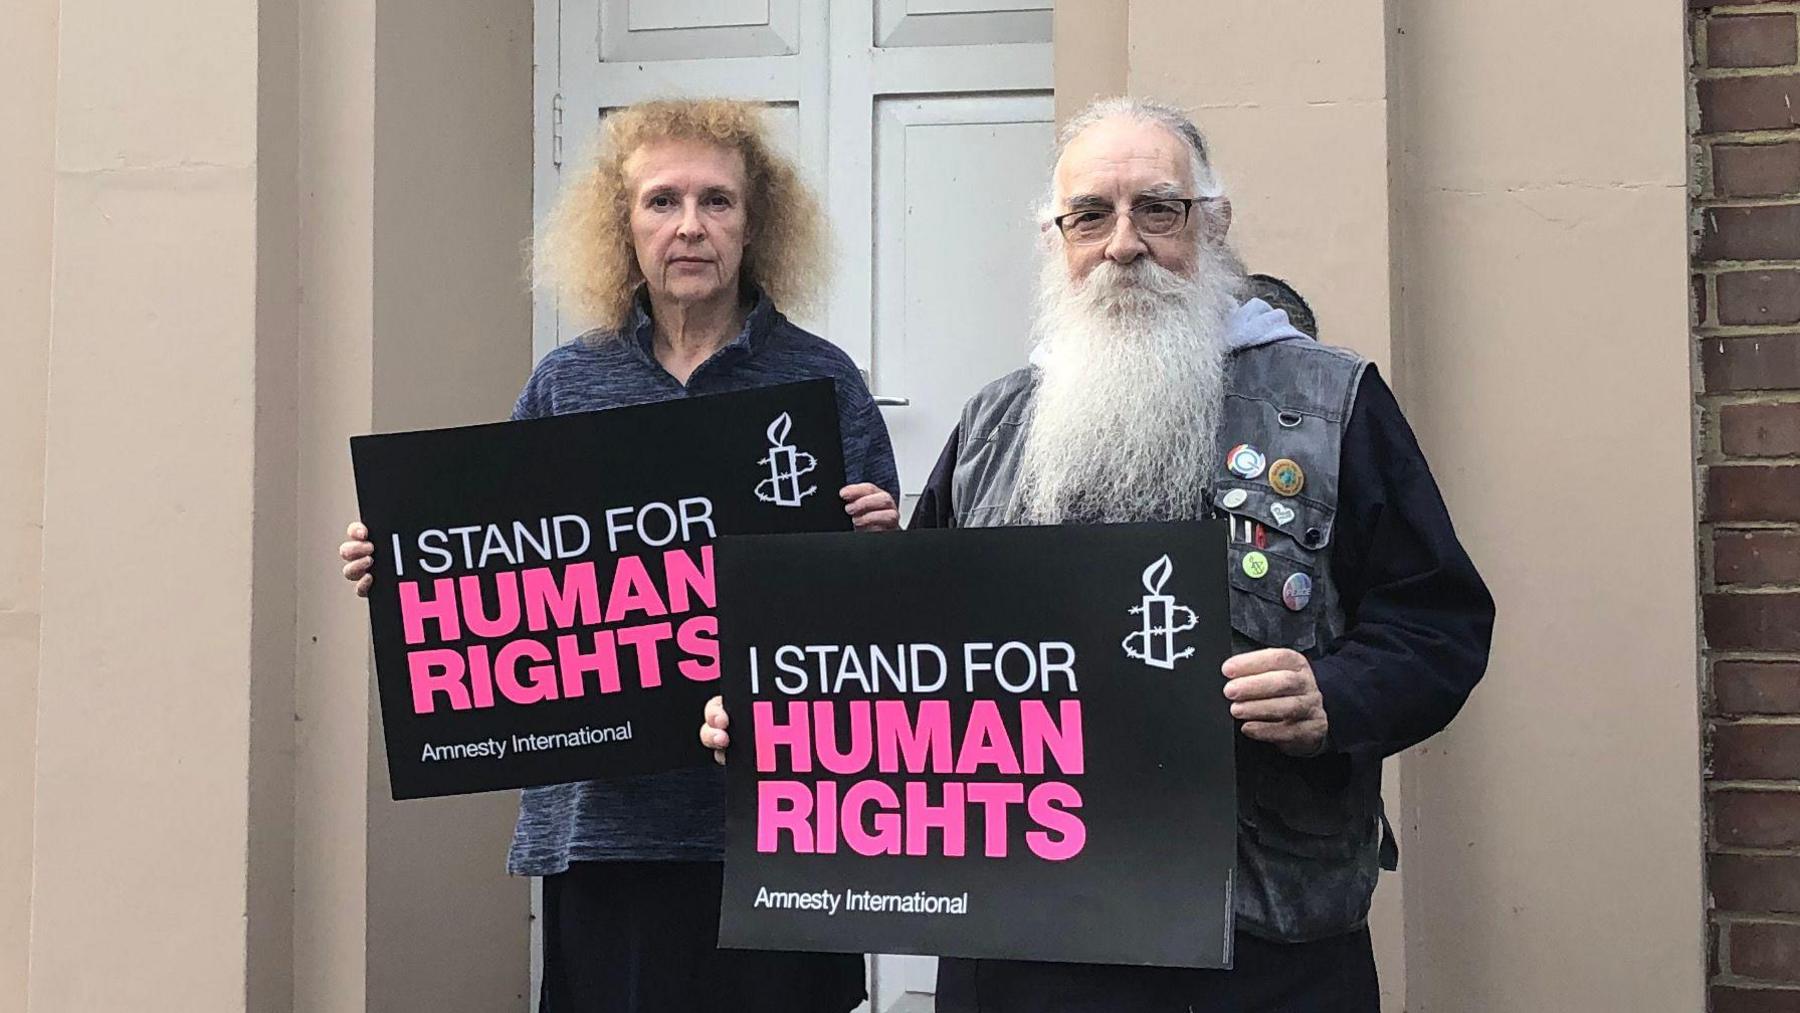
[717,522,1237,969]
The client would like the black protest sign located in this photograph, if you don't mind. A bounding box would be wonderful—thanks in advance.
[351,380,849,800]
[716,522,1237,969]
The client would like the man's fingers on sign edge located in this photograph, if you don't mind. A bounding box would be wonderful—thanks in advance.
[1241,721,1309,743]
[1222,647,1308,679]
[339,540,374,562]
[839,483,882,501]
[1229,696,1315,722]
[347,521,368,540]
[1222,670,1307,702]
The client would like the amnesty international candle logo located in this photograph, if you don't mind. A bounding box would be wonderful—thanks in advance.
[717,522,1238,969]
[1123,554,1199,670]
[350,380,849,799]
[755,412,819,508]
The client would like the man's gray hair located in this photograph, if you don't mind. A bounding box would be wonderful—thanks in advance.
[1048,97,1226,214]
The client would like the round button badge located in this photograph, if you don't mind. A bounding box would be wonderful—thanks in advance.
[1268,458,1305,497]
[1228,444,1267,480]
[1242,551,1270,579]
[1282,572,1313,611]
[1220,488,1250,510]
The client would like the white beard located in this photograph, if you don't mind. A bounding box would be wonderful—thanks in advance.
[1011,243,1243,524]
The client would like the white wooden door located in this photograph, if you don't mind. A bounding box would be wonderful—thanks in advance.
[533,2,1055,1008]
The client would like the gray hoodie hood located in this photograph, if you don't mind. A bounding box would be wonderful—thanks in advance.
[1227,296,1309,351]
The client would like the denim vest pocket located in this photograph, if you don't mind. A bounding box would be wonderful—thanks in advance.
[1226,545,1319,653]
[1251,757,1365,852]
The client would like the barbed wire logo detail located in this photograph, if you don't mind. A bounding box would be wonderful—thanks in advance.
[755,412,819,507]
[1123,555,1198,670]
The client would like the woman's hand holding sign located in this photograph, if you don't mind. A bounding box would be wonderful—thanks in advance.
[340,521,375,597]
[702,695,731,765]
[842,483,899,531]
[1222,648,1329,756]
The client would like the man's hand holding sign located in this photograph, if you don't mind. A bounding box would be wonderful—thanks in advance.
[1222,648,1329,756]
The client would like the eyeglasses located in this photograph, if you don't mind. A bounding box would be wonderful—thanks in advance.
[1051,198,1205,246]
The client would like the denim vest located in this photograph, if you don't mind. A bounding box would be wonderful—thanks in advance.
[947,336,1391,943]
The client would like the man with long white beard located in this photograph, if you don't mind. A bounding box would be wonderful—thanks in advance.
[911,97,1496,1010]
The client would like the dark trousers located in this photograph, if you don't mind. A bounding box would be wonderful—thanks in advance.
[935,928,1379,1013]
[539,861,866,1013]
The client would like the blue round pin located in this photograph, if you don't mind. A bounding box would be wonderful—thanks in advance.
[1282,572,1313,611]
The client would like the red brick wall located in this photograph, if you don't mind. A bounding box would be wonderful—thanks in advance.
[1693,3,1800,1009]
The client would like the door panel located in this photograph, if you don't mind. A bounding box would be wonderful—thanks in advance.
[877,0,1051,48]
[874,94,1055,507]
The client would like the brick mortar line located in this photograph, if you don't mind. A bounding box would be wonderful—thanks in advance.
[1692,258,1800,269]
[1711,715,1800,724]
[1698,393,1800,404]
[1695,330,1800,343]
[1695,66,1800,81]
[1711,976,1800,992]
[1696,327,1800,338]
[1696,198,1800,210]
[1709,650,1800,662]
[1713,845,1800,856]
[1701,452,1800,464]
[1697,129,1800,145]
[1716,912,1800,927]
[1706,519,1800,525]
[1692,58,1792,74]
[1709,781,1800,791]
[1702,460,1800,470]
[1693,2,1800,12]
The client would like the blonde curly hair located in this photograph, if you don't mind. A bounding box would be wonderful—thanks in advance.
[535,98,827,334]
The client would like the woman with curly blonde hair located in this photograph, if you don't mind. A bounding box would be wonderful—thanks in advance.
[339,97,896,1012]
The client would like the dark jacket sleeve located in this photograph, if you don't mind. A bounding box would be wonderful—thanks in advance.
[1311,368,1495,760]
[907,425,962,530]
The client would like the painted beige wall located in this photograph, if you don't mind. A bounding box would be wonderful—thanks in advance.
[31,0,271,1006]
[292,2,376,1008]
[0,0,57,1008]
[1390,1,1703,1009]
[1123,0,1397,367]
[1054,0,1128,124]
